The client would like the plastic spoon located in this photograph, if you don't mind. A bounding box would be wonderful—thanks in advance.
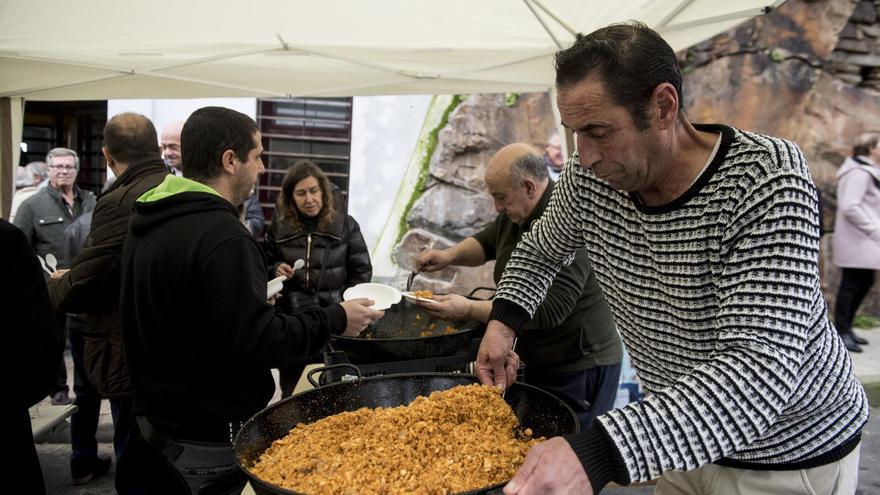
[45,253,58,273]
[292,259,305,271]
[36,255,52,275]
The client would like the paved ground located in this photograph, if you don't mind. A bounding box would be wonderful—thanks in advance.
[36,327,880,494]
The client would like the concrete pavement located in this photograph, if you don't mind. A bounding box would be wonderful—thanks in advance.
[36,327,880,494]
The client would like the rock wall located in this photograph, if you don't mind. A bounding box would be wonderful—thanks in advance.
[393,0,879,316]
[682,0,879,315]
[392,93,556,294]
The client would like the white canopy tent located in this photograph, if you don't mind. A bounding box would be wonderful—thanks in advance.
[0,0,785,215]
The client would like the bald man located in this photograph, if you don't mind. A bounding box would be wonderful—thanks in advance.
[161,120,184,176]
[47,112,170,484]
[415,143,622,429]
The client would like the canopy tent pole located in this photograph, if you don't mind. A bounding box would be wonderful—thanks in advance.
[659,2,784,33]
[657,0,698,29]
[526,0,580,39]
[0,96,24,220]
[291,51,559,98]
[523,0,565,49]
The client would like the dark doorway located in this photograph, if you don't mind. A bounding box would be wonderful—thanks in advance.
[22,101,108,194]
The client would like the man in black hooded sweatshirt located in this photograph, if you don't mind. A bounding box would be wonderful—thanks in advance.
[116,106,382,494]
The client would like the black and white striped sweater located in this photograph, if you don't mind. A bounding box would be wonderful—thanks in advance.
[491,124,868,487]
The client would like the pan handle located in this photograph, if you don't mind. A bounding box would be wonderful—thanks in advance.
[467,287,497,300]
[307,363,362,388]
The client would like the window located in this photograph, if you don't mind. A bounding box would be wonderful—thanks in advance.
[257,97,352,221]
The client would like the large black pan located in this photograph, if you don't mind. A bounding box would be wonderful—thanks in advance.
[234,373,579,495]
[330,288,495,363]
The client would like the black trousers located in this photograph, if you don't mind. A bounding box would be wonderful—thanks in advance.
[4,407,45,495]
[51,311,68,396]
[277,346,327,398]
[277,361,312,399]
[834,268,876,335]
[526,362,622,431]
[68,322,104,477]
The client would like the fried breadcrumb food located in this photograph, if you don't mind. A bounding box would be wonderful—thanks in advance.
[412,289,434,299]
[249,384,541,495]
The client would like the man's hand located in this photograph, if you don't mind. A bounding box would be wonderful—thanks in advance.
[418,293,471,321]
[276,262,294,278]
[415,248,452,272]
[475,321,517,389]
[50,268,69,280]
[503,437,593,495]
[339,298,385,336]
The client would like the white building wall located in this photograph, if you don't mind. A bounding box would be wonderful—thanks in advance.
[349,95,432,277]
[108,98,257,146]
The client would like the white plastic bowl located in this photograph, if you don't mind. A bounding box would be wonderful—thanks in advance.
[342,283,401,310]
[267,276,286,299]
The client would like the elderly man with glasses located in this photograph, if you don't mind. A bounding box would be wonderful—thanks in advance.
[14,148,96,402]
[14,148,96,267]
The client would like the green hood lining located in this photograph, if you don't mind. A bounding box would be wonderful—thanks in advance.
[137,174,222,202]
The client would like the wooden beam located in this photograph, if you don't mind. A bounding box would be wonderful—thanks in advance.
[0,97,13,219]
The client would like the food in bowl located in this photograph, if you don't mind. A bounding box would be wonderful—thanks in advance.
[248,384,541,494]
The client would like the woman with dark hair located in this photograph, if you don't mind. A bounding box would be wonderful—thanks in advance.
[833,132,880,353]
[266,160,372,397]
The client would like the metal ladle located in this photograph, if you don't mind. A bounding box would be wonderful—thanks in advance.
[406,270,419,292]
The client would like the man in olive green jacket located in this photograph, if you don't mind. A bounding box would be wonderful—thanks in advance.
[415,143,622,429]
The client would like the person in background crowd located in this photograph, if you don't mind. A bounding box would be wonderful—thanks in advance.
[544,132,564,181]
[477,22,867,495]
[48,113,170,487]
[265,159,372,397]
[241,187,266,238]
[832,131,880,353]
[116,107,380,494]
[50,210,112,485]
[10,161,48,223]
[1,219,64,495]
[14,148,97,407]
[416,143,622,430]
[161,120,184,176]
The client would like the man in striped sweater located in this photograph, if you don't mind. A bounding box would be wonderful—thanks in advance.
[484,22,869,495]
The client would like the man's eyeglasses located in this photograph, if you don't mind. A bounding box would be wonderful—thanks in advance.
[49,165,77,171]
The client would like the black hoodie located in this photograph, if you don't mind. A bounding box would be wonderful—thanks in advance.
[120,178,345,430]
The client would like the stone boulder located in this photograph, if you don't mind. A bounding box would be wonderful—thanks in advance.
[682,0,879,313]
[393,92,557,288]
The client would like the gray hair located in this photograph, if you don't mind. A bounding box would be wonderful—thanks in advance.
[27,161,48,180]
[853,132,880,157]
[15,165,31,188]
[510,152,548,184]
[16,161,47,188]
[46,147,79,170]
